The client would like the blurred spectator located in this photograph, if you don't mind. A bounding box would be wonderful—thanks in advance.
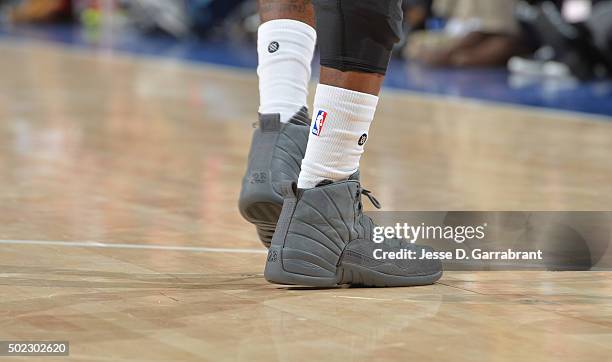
[189,0,248,38]
[408,0,532,67]
[123,0,189,37]
[8,0,72,23]
[393,0,433,57]
[3,0,609,79]
[511,0,612,80]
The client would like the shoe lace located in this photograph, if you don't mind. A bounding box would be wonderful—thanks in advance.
[356,188,407,247]
[355,187,405,246]
[360,188,381,209]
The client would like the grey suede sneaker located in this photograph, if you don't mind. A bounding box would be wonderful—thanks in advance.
[264,176,443,287]
[238,108,310,248]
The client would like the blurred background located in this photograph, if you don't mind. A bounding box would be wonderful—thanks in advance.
[1,0,612,116]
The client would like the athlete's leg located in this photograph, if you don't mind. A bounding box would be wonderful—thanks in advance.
[259,0,314,25]
[298,0,402,188]
[257,0,316,122]
[239,1,317,247]
[265,0,443,287]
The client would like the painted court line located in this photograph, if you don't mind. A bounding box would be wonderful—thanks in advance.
[0,239,267,254]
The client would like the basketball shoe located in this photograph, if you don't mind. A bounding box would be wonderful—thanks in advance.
[239,108,310,247]
[264,175,443,287]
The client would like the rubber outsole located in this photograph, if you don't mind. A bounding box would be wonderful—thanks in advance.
[339,264,443,287]
[241,202,282,248]
[264,246,443,287]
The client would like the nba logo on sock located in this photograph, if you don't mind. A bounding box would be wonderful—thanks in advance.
[312,110,327,136]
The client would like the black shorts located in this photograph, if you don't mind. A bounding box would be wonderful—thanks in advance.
[313,0,403,74]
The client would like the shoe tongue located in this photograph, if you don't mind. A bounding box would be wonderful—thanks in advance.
[287,107,310,126]
[258,113,281,131]
[316,173,360,187]
[315,180,334,187]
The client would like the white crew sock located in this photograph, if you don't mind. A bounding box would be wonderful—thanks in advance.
[257,19,316,123]
[298,84,379,189]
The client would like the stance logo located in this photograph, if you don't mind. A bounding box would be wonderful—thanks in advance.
[268,41,280,53]
[311,110,328,136]
[358,133,368,146]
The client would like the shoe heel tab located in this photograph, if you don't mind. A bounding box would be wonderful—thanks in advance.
[279,182,298,199]
[288,107,310,126]
[258,113,281,132]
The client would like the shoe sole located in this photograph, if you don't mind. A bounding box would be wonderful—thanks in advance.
[264,245,443,287]
[240,201,281,248]
[239,163,284,248]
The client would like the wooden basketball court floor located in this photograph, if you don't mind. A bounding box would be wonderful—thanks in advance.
[1,39,612,361]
